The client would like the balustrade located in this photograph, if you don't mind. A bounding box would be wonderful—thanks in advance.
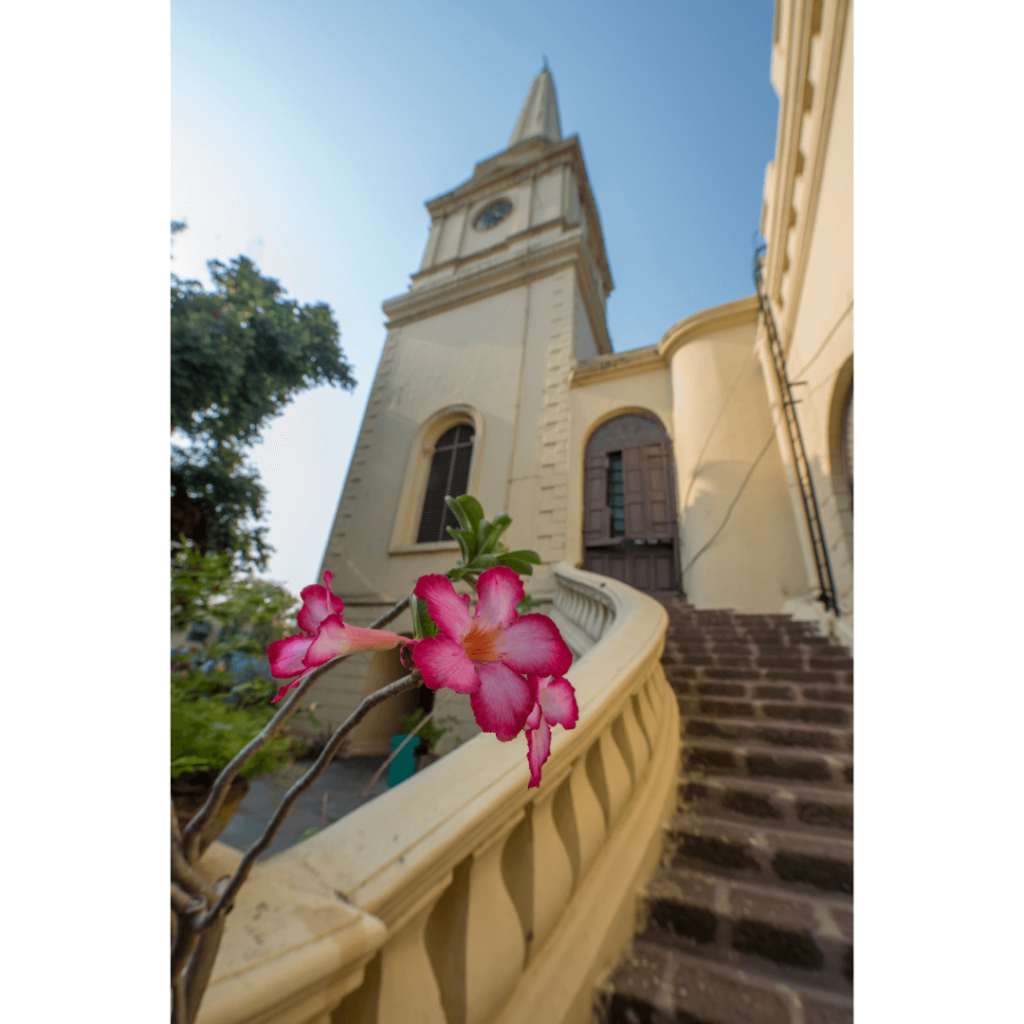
[195,563,678,1024]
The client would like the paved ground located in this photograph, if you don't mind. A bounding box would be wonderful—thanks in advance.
[218,755,392,860]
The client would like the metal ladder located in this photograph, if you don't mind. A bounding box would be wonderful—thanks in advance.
[753,245,839,616]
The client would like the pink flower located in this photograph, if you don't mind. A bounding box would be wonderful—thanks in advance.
[411,567,573,741]
[267,571,403,702]
[524,675,579,787]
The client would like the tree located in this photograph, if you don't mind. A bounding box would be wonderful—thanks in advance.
[171,235,355,568]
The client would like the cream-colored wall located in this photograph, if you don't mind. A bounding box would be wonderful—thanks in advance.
[668,314,807,613]
[315,259,602,740]
[757,0,853,635]
[775,7,853,617]
[566,361,674,570]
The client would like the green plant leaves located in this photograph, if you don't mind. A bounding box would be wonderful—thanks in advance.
[440,500,542,579]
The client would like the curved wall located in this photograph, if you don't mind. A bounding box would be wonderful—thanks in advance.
[662,300,807,612]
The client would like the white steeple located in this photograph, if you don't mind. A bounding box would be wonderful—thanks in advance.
[508,67,562,147]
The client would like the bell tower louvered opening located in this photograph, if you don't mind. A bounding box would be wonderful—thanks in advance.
[416,424,475,543]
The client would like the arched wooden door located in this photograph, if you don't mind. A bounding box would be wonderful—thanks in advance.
[582,412,682,595]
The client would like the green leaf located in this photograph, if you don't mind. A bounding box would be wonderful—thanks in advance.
[454,495,485,533]
[444,496,471,532]
[467,553,501,570]
[446,525,471,564]
[502,549,542,565]
[480,514,512,554]
[496,556,533,576]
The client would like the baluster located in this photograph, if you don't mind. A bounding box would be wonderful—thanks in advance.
[376,879,451,1024]
[568,753,605,881]
[529,783,574,956]
[597,727,631,830]
[623,697,650,778]
[464,814,528,1024]
[631,687,654,758]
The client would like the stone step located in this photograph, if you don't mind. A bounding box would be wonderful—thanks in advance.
[594,937,853,1024]
[669,678,854,704]
[641,866,852,993]
[666,816,853,896]
[681,735,852,788]
[678,773,853,835]
[676,693,853,730]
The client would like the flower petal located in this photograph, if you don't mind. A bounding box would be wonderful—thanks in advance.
[411,635,480,694]
[493,614,573,677]
[267,634,314,678]
[305,615,402,667]
[539,676,579,729]
[471,662,538,741]
[526,701,542,731]
[415,574,472,642]
[297,574,346,635]
[270,678,304,704]
[474,566,524,631]
[526,718,552,788]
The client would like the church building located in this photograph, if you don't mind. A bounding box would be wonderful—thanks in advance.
[311,0,852,754]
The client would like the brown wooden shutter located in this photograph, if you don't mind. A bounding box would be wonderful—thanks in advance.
[643,442,676,539]
[622,446,647,537]
[583,453,608,543]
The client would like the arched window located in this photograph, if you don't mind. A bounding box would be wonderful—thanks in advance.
[416,424,475,543]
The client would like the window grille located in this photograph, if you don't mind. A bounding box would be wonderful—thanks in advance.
[416,424,475,543]
[606,452,625,537]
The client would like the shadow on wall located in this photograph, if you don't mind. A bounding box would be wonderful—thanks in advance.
[679,452,808,614]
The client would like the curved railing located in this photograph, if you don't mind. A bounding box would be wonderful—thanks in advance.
[196,563,679,1024]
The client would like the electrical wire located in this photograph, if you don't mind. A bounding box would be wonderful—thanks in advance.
[682,428,777,579]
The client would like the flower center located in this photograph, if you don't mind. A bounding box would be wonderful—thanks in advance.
[462,624,499,663]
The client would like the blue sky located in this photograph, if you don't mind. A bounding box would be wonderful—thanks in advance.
[171,0,780,598]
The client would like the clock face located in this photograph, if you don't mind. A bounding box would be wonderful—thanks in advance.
[474,199,513,231]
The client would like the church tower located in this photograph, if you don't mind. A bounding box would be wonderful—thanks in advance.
[313,70,615,746]
[322,68,614,613]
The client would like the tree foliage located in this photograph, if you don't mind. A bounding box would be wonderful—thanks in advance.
[171,239,355,567]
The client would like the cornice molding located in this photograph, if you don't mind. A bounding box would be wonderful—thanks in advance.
[382,232,613,355]
[570,345,666,388]
[762,0,850,351]
[656,294,760,362]
[423,135,613,298]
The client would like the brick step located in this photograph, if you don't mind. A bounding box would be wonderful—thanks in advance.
[682,735,852,787]
[595,937,853,1024]
[682,714,852,753]
[676,694,853,729]
[641,866,852,992]
[666,815,853,896]
[664,651,854,675]
[666,640,849,663]
[664,662,853,685]
[669,678,854,704]
[678,773,853,835]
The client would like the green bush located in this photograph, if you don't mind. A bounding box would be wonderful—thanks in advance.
[171,676,292,780]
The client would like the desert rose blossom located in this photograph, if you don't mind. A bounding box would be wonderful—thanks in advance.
[411,567,573,741]
[524,675,579,788]
[267,571,403,702]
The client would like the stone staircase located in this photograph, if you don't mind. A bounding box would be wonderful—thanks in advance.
[594,597,853,1024]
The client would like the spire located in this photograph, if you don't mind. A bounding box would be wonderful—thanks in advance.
[508,67,562,148]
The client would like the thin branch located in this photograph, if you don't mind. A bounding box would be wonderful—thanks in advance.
[172,884,206,917]
[172,843,219,903]
[367,595,410,630]
[173,972,189,1024]
[193,670,422,929]
[182,652,352,861]
[356,710,436,808]
[183,880,230,1024]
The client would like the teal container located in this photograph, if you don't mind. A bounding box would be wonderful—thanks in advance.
[388,734,417,787]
